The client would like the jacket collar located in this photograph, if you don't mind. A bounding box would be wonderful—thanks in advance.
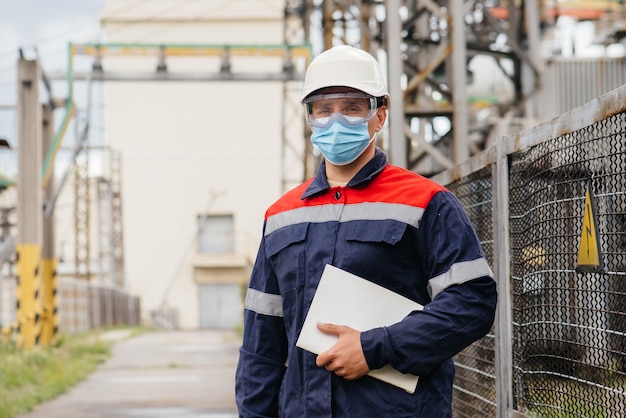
[301,147,388,199]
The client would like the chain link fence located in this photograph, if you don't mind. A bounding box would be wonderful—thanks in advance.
[433,84,626,417]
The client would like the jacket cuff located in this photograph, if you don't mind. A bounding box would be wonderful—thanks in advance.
[360,327,388,370]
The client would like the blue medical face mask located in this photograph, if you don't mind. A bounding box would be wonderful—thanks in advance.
[310,113,374,166]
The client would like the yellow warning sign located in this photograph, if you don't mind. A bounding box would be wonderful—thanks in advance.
[575,182,603,274]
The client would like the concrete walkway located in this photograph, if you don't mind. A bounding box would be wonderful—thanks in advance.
[17,329,241,418]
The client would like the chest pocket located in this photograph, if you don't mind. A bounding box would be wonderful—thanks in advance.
[265,223,308,296]
[344,220,410,290]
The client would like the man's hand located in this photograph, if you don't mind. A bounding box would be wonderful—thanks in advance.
[315,322,370,380]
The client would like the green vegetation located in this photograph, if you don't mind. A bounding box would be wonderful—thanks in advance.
[525,376,626,418]
[0,326,151,418]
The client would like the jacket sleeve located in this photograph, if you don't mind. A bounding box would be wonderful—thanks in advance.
[360,190,497,376]
[235,225,288,418]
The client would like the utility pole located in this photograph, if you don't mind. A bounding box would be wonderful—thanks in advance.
[386,0,406,168]
[41,103,58,346]
[450,0,469,165]
[16,57,43,349]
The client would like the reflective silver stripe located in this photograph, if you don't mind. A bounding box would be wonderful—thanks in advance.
[265,202,424,236]
[244,288,284,317]
[340,202,424,225]
[266,205,343,236]
[428,258,494,299]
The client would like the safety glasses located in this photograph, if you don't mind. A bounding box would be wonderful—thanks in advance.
[303,92,378,128]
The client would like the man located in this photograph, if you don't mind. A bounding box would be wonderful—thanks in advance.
[235,45,497,417]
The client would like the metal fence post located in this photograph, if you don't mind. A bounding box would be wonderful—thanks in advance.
[493,137,514,418]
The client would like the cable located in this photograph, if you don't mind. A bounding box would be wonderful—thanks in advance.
[0,1,105,58]
[0,0,218,79]
[0,0,294,100]
[0,0,175,58]
[105,0,231,40]
[0,19,98,83]
[0,0,286,69]
[157,189,226,309]
[103,0,284,42]
[0,0,157,72]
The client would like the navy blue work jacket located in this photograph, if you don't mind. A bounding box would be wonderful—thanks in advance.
[236,148,497,417]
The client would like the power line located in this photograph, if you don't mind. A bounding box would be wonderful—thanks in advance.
[0,1,105,59]
[0,0,258,78]
[0,0,162,70]
[101,0,241,41]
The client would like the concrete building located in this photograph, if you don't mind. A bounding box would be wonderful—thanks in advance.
[81,0,306,329]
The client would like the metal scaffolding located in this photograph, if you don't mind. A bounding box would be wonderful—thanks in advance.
[298,0,545,176]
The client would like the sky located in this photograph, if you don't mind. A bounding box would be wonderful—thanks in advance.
[0,0,105,97]
[0,0,106,176]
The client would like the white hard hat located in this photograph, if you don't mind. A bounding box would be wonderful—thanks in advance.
[301,45,388,101]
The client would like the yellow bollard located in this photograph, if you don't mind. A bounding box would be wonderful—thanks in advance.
[40,258,59,346]
[15,244,43,349]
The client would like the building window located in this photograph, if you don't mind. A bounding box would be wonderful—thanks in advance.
[197,214,234,254]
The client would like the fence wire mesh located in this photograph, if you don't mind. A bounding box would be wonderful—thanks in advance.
[508,112,626,417]
[437,86,626,417]
[446,166,498,417]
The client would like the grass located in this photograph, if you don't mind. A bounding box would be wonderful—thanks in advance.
[0,326,152,418]
[524,375,626,418]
